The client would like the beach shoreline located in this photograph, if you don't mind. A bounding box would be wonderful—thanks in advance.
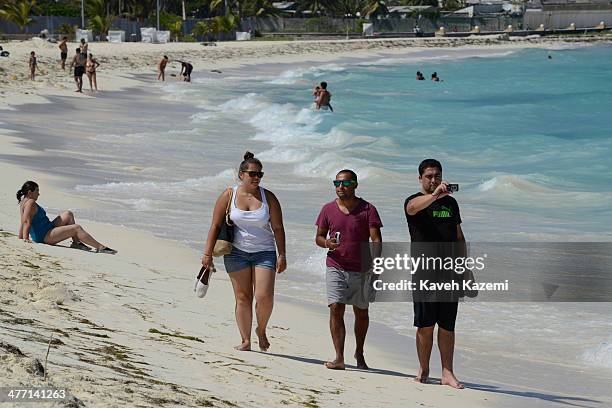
[2,34,611,109]
[2,37,612,407]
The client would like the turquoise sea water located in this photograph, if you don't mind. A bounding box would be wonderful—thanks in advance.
[6,44,610,377]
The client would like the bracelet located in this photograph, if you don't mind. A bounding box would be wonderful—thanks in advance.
[203,253,212,258]
[278,254,286,258]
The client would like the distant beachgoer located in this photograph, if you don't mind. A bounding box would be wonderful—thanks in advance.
[158,55,169,81]
[316,81,333,112]
[70,48,86,93]
[79,38,88,59]
[202,152,286,351]
[315,169,383,370]
[29,51,37,80]
[17,181,116,254]
[177,60,193,82]
[59,37,68,70]
[416,71,425,81]
[431,72,440,82]
[548,55,552,59]
[86,53,100,92]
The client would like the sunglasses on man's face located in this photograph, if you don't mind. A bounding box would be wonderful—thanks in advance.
[333,179,356,187]
[243,171,264,178]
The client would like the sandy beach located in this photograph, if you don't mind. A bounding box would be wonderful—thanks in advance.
[2,36,612,407]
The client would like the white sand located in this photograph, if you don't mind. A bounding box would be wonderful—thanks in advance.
[2,36,611,407]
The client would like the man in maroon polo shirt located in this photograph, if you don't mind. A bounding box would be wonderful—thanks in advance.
[315,169,383,370]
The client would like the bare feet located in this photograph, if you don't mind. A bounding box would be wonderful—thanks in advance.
[324,359,345,370]
[354,353,369,370]
[255,327,270,351]
[233,340,251,351]
[441,370,464,389]
[415,367,429,383]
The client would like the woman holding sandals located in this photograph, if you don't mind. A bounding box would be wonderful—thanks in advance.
[202,151,287,351]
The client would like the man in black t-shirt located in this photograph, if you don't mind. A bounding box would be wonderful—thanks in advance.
[404,159,465,389]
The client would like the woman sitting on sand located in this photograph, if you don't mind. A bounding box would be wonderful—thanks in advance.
[17,181,116,254]
[202,152,287,351]
[86,53,100,92]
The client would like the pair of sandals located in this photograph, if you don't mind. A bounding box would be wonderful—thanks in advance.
[70,240,117,254]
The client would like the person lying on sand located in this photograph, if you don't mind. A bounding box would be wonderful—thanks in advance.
[17,181,116,254]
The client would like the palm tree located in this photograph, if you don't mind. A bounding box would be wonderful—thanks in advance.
[192,20,213,40]
[296,0,333,16]
[86,0,116,39]
[89,14,115,38]
[167,20,182,41]
[361,0,389,18]
[244,0,278,17]
[0,0,37,33]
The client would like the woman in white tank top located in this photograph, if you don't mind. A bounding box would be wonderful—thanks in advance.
[203,152,286,352]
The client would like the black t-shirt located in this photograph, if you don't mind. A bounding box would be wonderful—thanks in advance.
[404,193,461,242]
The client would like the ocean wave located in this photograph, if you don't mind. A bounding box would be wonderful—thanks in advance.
[75,168,236,197]
[268,63,347,85]
[477,174,555,194]
[216,91,395,179]
[219,92,269,112]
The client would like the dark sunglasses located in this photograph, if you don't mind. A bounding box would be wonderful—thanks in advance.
[333,179,356,187]
[243,171,264,178]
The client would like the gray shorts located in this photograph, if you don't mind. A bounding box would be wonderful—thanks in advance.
[326,266,370,309]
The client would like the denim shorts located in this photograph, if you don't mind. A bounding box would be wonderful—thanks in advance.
[223,246,277,273]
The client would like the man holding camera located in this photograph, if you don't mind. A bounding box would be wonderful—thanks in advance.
[315,169,383,370]
[404,159,464,389]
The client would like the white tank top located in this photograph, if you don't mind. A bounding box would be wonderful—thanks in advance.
[230,185,276,253]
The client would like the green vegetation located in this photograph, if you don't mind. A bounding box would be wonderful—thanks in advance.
[0,0,37,33]
[85,0,115,38]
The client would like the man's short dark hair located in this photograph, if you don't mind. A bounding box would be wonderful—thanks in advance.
[320,81,327,89]
[418,159,442,176]
[63,36,67,40]
[164,55,168,59]
[337,169,357,182]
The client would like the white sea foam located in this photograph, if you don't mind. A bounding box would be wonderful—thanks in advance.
[357,50,518,67]
[190,112,215,123]
[268,64,347,85]
[582,341,612,369]
[219,92,268,112]
[75,168,235,197]
[477,175,555,194]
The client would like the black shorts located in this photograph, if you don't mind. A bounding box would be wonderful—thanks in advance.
[413,301,458,332]
[61,52,67,60]
[74,66,85,77]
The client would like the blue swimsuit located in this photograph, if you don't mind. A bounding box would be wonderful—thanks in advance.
[29,204,55,243]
